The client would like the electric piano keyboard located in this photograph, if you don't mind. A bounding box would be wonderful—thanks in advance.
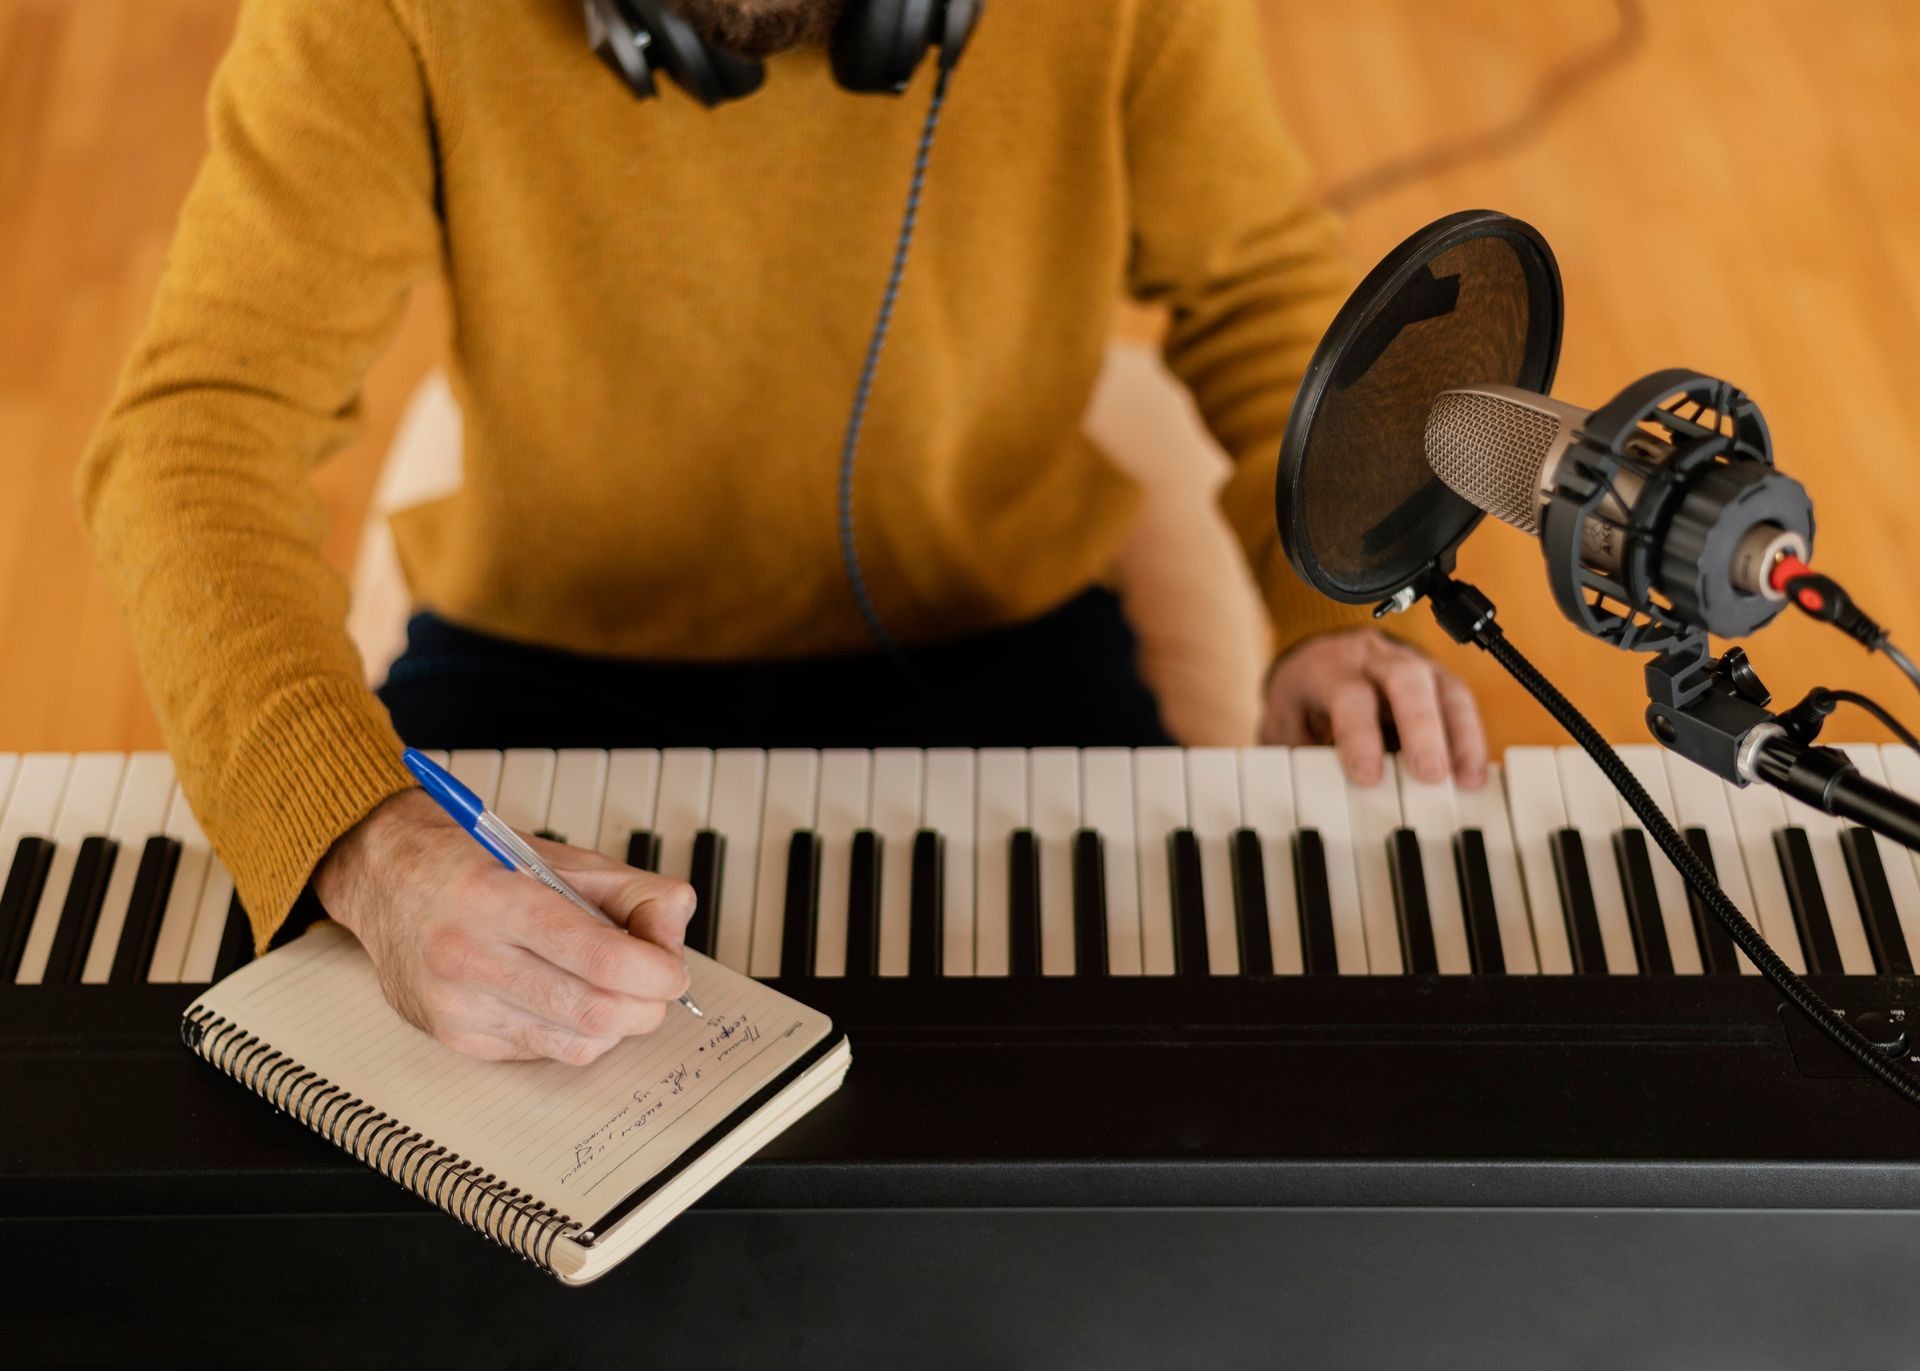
[7,744,1920,1367]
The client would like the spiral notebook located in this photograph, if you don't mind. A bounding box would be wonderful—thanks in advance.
[181,921,849,1285]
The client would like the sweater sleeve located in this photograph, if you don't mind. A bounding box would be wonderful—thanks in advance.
[1122,0,1375,655]
[76,0,440,946]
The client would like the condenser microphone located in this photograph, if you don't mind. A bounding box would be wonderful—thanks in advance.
[1424,382,1812,630]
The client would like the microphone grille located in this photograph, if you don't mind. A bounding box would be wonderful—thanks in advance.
[1425,389,1562,537]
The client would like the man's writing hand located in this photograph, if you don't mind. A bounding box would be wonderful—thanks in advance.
[1261,629,1489,789]
[315,789,696,1064]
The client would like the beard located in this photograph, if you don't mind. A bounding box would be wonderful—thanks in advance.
[668,0,850,59]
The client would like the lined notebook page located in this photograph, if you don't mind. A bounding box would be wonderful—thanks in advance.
[189,922,832,1227]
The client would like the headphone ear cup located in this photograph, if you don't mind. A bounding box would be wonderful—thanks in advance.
[584,0,660,99]
[626,0,767,106]
[831,0,941,94]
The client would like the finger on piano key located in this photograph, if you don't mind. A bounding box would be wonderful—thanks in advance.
[1079,750,1138,976]
[16,753,125,985]
[1607,747,1699,974]
[1342,755,1404,975]
[910,830,944,978]
[1721,777,1807,974]
[1030,749,1081,977]
[924,750,976,976]
[1838,746,1920,973]
[146,786,215,983]
[494,749,558,839]
[109,836,182,985]
[179,856,237,984]
[749,751,819,979]
[707,750,767,973]
[1290,748,1368,973]
[872,750,923,978]
[1451,762,1537,973]
[845,830,882,977]
[594,750,661,862]
[1395,768,1470,974]
[212,892,253,979]
[1503,747,1575,974]
[46,835,117,984]
[543,749,609,850]
[1071,829,1108,976]
[813,750,872,978]
[975,749,1027,977]
[1774,789,1874,975]
[1554,750,1639,975]
[1237,747,1302,975]
[1183,749,1243,977]
[1166,829,1208,974]
[81,752,175,984]
[448,750,504,809]
[1131,748,1185,975]
[781,831,822,981]
[1386,828,1439,974]
[1659,752,1758,974]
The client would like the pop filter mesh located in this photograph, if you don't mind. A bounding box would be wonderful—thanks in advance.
[1280,217,1561,603]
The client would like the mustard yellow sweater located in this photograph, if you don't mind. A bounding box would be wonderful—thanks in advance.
[79,0,1364,944]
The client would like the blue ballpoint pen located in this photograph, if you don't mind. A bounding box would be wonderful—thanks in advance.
[403,749,704,1019]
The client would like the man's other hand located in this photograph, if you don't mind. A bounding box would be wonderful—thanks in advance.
[1261,629,1488,789]
[315,789,697,1065]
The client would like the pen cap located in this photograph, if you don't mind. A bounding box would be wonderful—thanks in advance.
[403,749,487,830]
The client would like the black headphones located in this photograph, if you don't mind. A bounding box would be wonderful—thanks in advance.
[584,0,981,107]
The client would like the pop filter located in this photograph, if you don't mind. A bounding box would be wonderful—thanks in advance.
[1278,210,1564,604]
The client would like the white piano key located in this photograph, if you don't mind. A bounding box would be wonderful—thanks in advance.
[1341,757,1404,975]
[1237,747,1302,975]
[812,750,872,978]
[1184,748,1242,976]
[1396,768,1471,974]
[1452,763,1538,973]
[146,786,214,983]
[1611,745,1703,974]
[1290,748,1369,974]
[872,750,924,978]
[707,750,768,974]
[1503,747,1575,974]
[494,749,558,837]
[81,752,176,983]
[1028,749,1082,976]
[924,749,977,976]
[1848,746,1920,968]
[1777,785,1876,976]
[543,749,609,849]
[0,753,69,860]
[1885,747,1920,934]
[178,855,235,984]
[596,749,662,861]
[975,749,1028,977]
[449,750,504,809]
[1131,748,1186,976]
[749,750,819,979]
[16,752,126,984]
[1555,749,1639,975]
[1722,776,1807,974]
[653,749,715,882]
[0,754,17,818]
[1661,751,1761,975]
[1081,749,1143,975]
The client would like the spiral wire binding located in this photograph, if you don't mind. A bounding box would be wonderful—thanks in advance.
[182,1007,587,1274]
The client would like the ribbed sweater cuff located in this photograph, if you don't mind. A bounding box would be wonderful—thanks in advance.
[215,676,415,950]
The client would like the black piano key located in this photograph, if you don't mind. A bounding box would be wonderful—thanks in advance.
[1451,829,1506,974]
[46,836,118,983]
[1071,829,1107,978]
[1386,829,1438,975]
[1841,827,1912,976]
[533,829,564,844]
[624,830,661,873]
[845,830,881,978]
[1008,830,1042,977]
[1229,830,1273,977]
[780,831,821,981]
[909,830,945,979]
[1167,830,1209,976]
[1549,828,1609,975]
[1774,827,1842,975]
[1611,828,1674,975]
[1291,829,1339,974]
[684,830,725,956]
[212,893,253,980]
[0,837,55,980]
[109,836,182,985]
[1682,827,1741,975]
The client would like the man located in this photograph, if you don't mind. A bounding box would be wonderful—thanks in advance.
[80,0,1488,1065]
